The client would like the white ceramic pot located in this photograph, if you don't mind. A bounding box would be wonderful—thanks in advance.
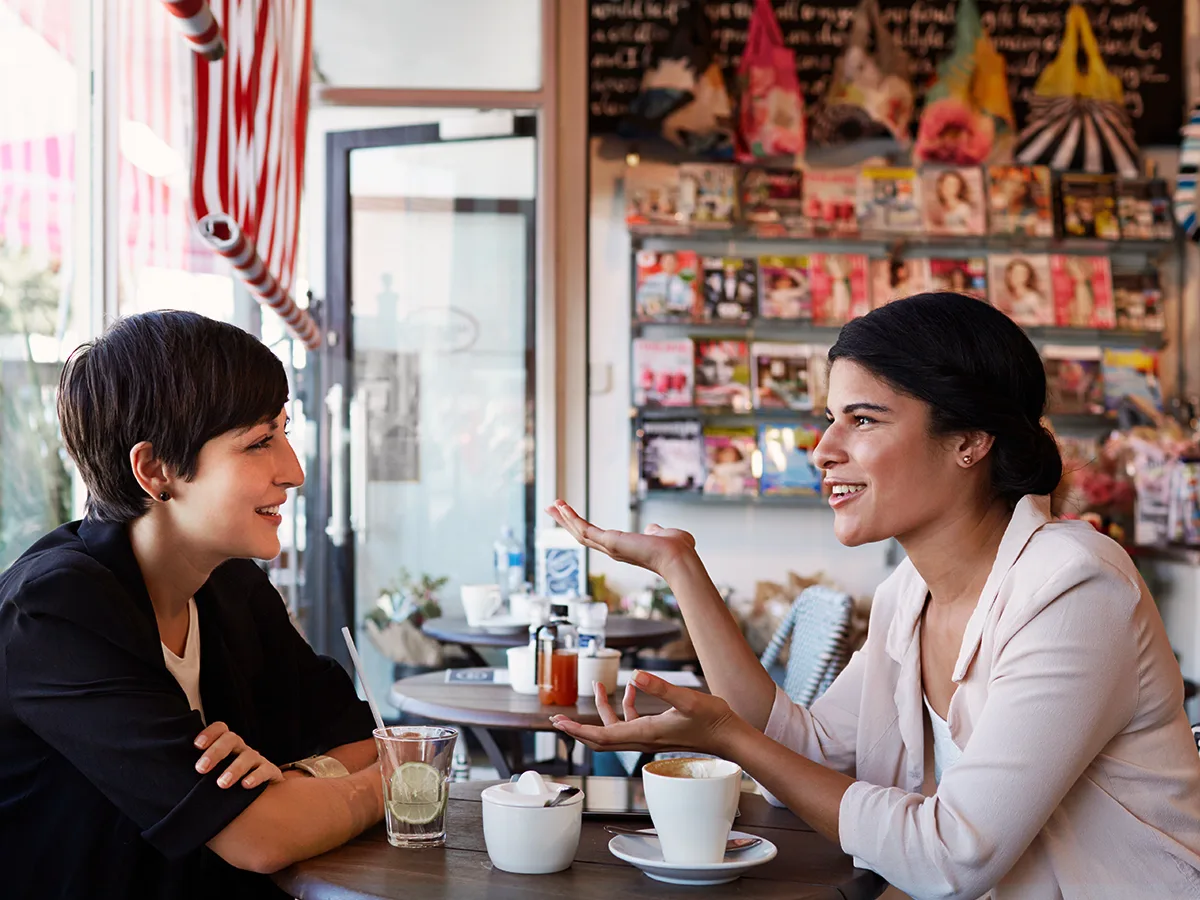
[481,779,584,874]
[506,645,539,695]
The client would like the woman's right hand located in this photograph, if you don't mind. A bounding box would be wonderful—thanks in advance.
[194,721,285,790]
[545,500,697,578]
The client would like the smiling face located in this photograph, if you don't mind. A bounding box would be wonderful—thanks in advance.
[812,360,965,546]
[165,408,304,562]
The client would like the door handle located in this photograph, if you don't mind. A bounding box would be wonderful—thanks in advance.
[324,383,349,547]
[349,386,368,543]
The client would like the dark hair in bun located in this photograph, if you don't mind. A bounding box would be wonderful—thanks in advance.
[828,292,1062,504]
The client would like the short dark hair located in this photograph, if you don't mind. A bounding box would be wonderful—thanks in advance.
[58,311,289,522]
[828,292,1062,504]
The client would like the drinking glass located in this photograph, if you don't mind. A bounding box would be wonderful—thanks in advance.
[374,725,459,848]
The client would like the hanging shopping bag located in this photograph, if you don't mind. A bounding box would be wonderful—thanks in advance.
[809,0,915,160]
[1013,4,1141,177]
[736,0,806,162]
[618,0,736,159]
[915,0,1014,165]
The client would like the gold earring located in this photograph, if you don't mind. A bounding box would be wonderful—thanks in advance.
[962,455,972,465]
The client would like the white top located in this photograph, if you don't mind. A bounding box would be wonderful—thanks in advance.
[161,597,205,724]
[924,694,963,784]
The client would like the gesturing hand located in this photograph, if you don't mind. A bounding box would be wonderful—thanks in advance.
[550,671,740,757]
[194,721,284,790]
[545,500,697,579]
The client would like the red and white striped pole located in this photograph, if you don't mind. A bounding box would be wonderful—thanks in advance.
[159,0,226,61]
[198,213,320,349]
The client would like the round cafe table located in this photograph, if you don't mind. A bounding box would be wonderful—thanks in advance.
[388,668,685,779]
[272,779,888,900]
[422,616,681,667]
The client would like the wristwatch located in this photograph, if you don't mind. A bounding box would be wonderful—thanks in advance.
[282,755,350,778]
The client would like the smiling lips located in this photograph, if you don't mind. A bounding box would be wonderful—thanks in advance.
[826,483,867,508]
[255,503,284,519]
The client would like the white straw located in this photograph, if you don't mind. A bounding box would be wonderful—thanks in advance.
[342,626,385,732]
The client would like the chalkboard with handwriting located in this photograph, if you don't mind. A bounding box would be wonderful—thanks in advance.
[589,0,1184,147]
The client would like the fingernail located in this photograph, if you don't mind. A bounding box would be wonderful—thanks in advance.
[196,757,209,773]
[632,670,648,687]
[194,736,207,749]
[591,680,599,695]
[242,777,254,787]
[218,773,232,787]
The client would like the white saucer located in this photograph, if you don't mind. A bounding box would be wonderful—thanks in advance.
[607,830,777,886]
[477,614,530,633]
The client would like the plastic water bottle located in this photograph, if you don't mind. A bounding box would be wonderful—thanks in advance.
[493,526,525,599]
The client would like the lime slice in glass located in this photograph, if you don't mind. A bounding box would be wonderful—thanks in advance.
[387,762,446,824]
[387,794,446,825]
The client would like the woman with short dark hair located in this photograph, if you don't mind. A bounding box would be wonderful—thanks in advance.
[0,311,382,899]
[549,293,1200,899]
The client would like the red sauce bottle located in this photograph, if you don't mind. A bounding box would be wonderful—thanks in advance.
[535,604,578,706]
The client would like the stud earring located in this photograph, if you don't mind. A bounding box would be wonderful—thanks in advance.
[158,491,170,502]
[962,455,972,465]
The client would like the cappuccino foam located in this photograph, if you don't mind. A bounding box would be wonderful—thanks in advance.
[644,757,724,779]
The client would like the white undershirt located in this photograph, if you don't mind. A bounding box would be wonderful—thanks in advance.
[923,694,963,784]
[162,597,205,724]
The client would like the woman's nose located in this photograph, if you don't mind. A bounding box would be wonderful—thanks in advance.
[811,425,842,470]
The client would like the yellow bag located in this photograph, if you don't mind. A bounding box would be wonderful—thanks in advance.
[1034,5,1123,102]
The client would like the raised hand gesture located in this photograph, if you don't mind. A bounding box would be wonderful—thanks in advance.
[545,500,696,579]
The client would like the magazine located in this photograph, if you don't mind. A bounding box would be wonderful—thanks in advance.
[639,420,705,492]
[632,339,694,407]
[758,256,810,320]
[701,257,757,323]
[1058,174,1120,241]
[988,253,1054,327]
[857,167,922,233]
[987,165,1055,237]
[1112,271,1165,332]
[929,257,988,298]
[1042,345,1105,415]
[809,254,870,325]
[870,257,930,308]
[680,163,738,229]
[694,339,752,410]
[1101,348,1162,414]
[759,423,823,495]
[624,164,686,233]
[702,426,758,495]
[803,169,859,236]
[1049,256,1115,329]
[809,344,831,410]
[634,250,701,322]
[921,167,986,236]
[1116,178,1175,241]
[741,168,806,236]
[751,342,813,410]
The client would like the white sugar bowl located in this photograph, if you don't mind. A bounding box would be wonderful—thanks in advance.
[481,771,584,874]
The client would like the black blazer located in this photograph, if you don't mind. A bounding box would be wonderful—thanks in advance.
[0,518,376,899]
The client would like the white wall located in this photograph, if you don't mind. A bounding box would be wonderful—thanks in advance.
[586,141,895,604]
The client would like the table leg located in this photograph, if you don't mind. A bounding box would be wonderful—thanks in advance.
[454,643,490,668]
[469,727,516,780]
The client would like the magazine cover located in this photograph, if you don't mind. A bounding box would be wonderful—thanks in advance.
[1049,256,1115,329]
[639,420,704,492]
[759,423,823,495]
[701,257,757,323]
[921,167,986,236]
[741,168,806,236]
[694,339,752,410]
[751,342,813,410]
[870,257,930,308]
[803,169,859,236]
[1112,271,1165,332]
[624,164,685,233]
[809,254,870,325]
[809,344,831,410]
[1116,178,1175,241]
[987,165,1055,237]
[1058,174,1120,240]
[929,258,988,298]
[679,163,738,229]
[1102,348,1162,414]
[631,339,694,407]
[1043,345,1105,415]
[857,167,922,233]
[634,250,701,322]
[758,256,810,320]
[988,253,1054,326]
[702,426,758,495]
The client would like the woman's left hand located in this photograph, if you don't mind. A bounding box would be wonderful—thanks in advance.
[193,721,285,790]
[550,671,741,755]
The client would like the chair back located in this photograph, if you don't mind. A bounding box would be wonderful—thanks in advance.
[759,585,853,707]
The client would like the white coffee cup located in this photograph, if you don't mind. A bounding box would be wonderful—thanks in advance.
[461,584,502,626]
[506,645,538,695]
[642,757,741,864]
[576,648,621,696]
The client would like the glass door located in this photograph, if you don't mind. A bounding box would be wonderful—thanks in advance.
[313,112,537,706]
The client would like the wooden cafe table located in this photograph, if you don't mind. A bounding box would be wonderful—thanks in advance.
[273,780,888,900]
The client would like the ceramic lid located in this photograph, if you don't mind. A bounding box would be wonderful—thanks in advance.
[481,770,584,809]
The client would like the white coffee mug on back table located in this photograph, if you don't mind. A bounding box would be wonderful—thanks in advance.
[461,583,502,626]
[576,648,621,696]
[642,757,741,865]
